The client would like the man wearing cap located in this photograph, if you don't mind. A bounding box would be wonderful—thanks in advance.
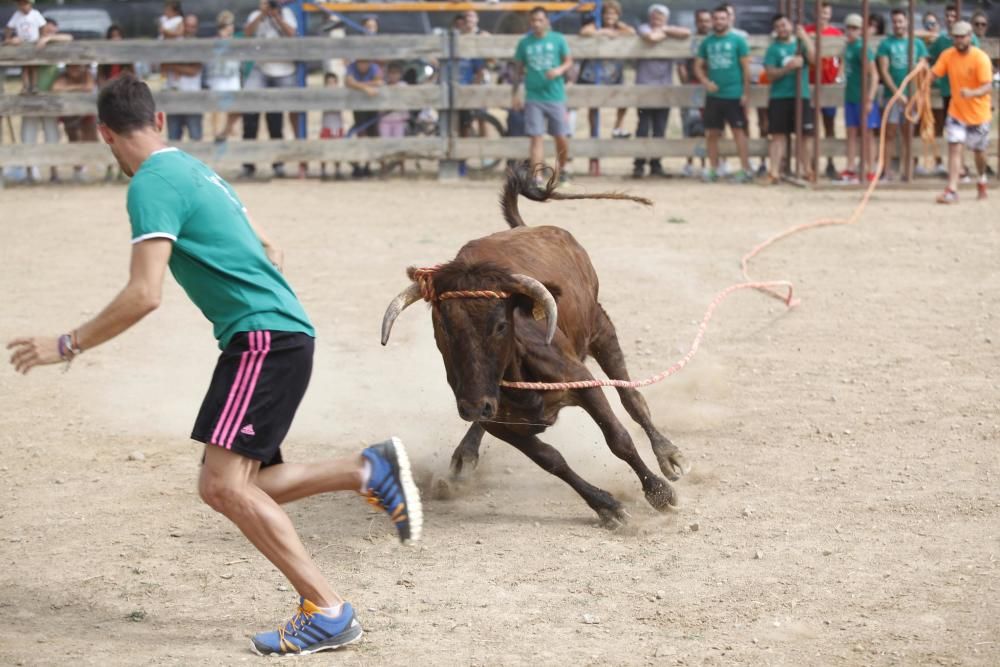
[633,4,690,178]
[839,13,880,182]
[876,8,929,179]
[929,5,981,176]
[929,20,993,203]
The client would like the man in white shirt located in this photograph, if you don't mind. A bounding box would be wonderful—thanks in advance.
[4,0,47,92]
[241,0,301,178]
[166,14,205,141]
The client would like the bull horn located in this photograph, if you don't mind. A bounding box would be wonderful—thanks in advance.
[381,283,423,345]
[509,273,559,345]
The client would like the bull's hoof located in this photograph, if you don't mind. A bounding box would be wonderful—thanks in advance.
[644,477,678,511]
[653,442,691,482]
[449,450,479,481]
[597,504,631,530]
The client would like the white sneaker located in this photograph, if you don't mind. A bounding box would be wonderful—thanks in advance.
[682,163,697,178]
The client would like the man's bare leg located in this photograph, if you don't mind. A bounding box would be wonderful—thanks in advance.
[707,128,721,171]
[733,127,751,173]
[554,135,569,175]
[199,445,341,607]
[256,456,365,504]
[769,133,785,180]
[529,135,545,174]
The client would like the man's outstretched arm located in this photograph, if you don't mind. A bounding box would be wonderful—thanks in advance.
[8,239,172,374]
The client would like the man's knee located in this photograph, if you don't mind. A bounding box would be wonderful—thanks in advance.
[198,472,250,515]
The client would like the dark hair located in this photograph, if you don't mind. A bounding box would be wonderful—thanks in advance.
[713,4,730,15]
[43,16,58,27]
[890,8,906,18]
[106,24,123,39]
[772,13,787,25]
[98,75,157,135]
[945,4,957,13]
[971,10,987,21]
[869,13,885,34]
[324,71,338,83]
[165,1,183,15]
[695,8,711,18]
[529,6,547,17]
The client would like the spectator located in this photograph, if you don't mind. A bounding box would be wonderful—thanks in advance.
[695,4,752,183]
[869,13,886,37]
[970,11,988,41]
[20,17,70,182]
[207,10,242,143]
[929,20,993,203]
[52,64,97,182]
[805,1,844,179]
[4,0,47,93]
[723,2,766,176]
[840,13,880,183]
[678,8,712,177]
[379,62,409,139]
[921,11,941,41]
[512,6,573,183]
[319,71,344,181]
[632,4,689,178]
[362,14,378,35]
[345,58,383,178]
[455,10,488,141]
[98,25,134,85]
[158,1,184,83]
[764,14,815,184]
[876,8,928,180]
[578,0,635,140]
[241,0,300,179]
[164,14,204,142]
[929,5,980,176]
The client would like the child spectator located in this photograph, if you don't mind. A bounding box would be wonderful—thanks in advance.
[20,17,69,182]
[97,25,135,85]
[158,1,184,82]
[320,72,345,180]
[52,64,97,182]
[378,62,409,138]
[4,0,47,93]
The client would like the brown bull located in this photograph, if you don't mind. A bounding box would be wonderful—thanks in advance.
[381,166,690,527]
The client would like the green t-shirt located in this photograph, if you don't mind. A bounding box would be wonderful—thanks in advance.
[697,31,750,99]
[126,148,315,348]
[930,33,980,97]
[876,35,929,88]
[764,38,810,100]
[843,40,875,103]
[514,30,570,103]
[36,64,59,92]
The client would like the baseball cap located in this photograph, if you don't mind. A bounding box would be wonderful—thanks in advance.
[951,20,972,36]
[648,3,669,18]
[844,14,863,29]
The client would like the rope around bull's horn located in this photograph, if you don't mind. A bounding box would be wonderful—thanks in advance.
[500,63,933,392]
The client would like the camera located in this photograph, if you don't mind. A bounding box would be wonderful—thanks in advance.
[268,0,279,9]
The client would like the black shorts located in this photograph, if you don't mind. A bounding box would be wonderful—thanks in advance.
[191,331,314,467]
[703,97,747,131]
[767,98,815,136]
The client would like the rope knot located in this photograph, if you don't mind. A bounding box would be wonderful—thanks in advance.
[407,265,441,302]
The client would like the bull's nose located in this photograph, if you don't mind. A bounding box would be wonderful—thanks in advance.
[457,398,497,422]
[480,400,496,419]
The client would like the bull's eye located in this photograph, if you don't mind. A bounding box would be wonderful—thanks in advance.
[492,320,509,337]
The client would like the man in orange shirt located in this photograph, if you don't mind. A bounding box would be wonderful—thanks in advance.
[930,21,994,204]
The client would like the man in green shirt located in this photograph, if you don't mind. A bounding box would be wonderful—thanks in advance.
[763,14,815,183]
[876,8,928,178]
[512,7,574,183]
[7,76,423,657]
[840,12,880,181]
[694,4,752,182]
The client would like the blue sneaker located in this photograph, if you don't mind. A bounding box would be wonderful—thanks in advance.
[361,437,423,544]
[251,599,363,656]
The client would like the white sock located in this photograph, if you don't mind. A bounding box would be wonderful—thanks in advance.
[359,459,372,494]
[979,173,988,184]
[320,603,344,618]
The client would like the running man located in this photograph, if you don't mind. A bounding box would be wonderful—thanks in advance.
[929,21,993,204]
[6,75,423,657]
[694,4,753,183]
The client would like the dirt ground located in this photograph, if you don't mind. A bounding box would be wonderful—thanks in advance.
[1,174,998,666]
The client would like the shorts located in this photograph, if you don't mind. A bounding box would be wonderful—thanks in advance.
[191,331,314,467]
[883,98,905,125]
[944,115,991,152]
[844,101,881,130]
[821,106,837,118]
[703,97,746,131]
[525,101,569,137]
[767,98,814,135]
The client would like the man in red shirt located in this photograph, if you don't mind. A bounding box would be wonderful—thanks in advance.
[806,1,843,179]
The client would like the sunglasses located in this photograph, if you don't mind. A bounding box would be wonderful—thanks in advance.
[973,21,987,26]
[924,20,938,26]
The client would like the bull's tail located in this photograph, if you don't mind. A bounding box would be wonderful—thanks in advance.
[501,161,653,229]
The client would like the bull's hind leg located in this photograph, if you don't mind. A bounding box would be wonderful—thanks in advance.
[484,424,630,528]
[588,305,691,481]
[450,422,486,480]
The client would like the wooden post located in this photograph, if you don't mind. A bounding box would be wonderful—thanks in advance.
[812,0,822,181]
[860,0,871,179]
[793,0,805,178]
[902,0,915,181]
[439,28,462,179]
[589,0,603,177]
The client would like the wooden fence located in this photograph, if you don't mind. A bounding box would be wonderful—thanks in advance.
[1,34,998,173]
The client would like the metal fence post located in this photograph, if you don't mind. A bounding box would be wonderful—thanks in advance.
[294,0,307,142]
[438,28,462,179]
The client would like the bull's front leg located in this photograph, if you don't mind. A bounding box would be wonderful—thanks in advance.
[483,423,631,529]
[450,422,486,480]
